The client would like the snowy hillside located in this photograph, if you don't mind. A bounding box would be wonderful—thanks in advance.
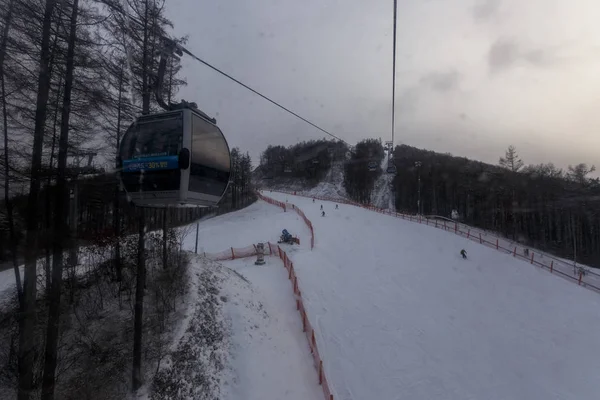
[370,151,395,210]
[5,195,598,399]
[256,160,348,201]
[266,192,600,400]
[211,257,322,400]
[298,161,347,200]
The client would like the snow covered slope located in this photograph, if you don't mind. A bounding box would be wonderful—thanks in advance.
[370,152,395,210]
[266,192,600,400]
[256,161,348,201]
[300,161,348,200]
[219,257,322,400]
[181,200,312,254]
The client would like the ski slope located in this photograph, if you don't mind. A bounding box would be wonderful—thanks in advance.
[181,200,312,254]
[371,151,395,210]
[266,192,600,400]
[219,257,322,400]
[3,195,599,399]
[179,202,322,399]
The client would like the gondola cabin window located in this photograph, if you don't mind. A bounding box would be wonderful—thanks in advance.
[120,113,183,192]
[189,113,231,198]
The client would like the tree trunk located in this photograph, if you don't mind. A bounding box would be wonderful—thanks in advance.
[41,0,79,397]
[132,207,145,390]
[133,1,150,390]
[162,208,167,269]
[113,63,124,282]
[19,0,57,398]
[44,74,62,292]
[0,0,22,307]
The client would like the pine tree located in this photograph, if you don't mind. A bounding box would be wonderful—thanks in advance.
[499,145,524,172]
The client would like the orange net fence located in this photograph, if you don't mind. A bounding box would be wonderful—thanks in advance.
[256,191,288,211]
[203,244,258,261]
[270,190,600,294]
[257,192,315,250]
[204,243,335,399]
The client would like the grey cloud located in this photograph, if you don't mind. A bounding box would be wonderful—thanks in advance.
[488,38,566,73]
[166,0,600,172]
[522,48,564,67]
[472,0,500,21]
[397,87,420,115]
[488,38,519,72]
[420,70,461,92]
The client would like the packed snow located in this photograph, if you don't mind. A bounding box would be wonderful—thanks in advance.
[219,257,321,400]
[371,151,395,210]
[257,161,349,201]
[266,191,600,400]
[3,192,600,400]
[181,200,312,254]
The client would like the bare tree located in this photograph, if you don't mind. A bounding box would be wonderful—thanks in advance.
[18,0,57,397]
[0,0,23,307]
[567,163,596,186]
[41,0,80,397]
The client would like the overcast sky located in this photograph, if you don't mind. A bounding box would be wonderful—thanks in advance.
[166,0,600,171]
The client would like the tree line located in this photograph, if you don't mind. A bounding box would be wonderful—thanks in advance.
[257,139,348,184]
[391,144,600,267]
[0,0,254,398]
[343,138,384,203]
[258,137,600,268]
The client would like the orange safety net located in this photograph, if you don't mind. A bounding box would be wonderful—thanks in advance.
[259,192,315,250]
[269,190,600,294]
[202,243,335,399]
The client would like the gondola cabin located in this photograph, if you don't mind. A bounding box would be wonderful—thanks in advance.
[118,108,231,207]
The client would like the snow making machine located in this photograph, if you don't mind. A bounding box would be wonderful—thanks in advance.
[278,229,300,245]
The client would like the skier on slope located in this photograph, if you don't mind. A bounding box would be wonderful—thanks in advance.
[321,211,325,217]
[335,204,339,209]
[320,204,323,210]
[460,249,467,259]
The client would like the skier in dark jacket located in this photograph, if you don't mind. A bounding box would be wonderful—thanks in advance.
[460,249,467,259]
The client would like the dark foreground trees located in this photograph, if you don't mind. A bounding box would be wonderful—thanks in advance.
[0,0,254,397]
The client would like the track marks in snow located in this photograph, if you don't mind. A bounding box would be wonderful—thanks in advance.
[266,192,600,400]
[220,257,321,400]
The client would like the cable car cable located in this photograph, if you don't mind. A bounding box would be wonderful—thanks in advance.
[173,43,351,147]
[108,0,352,147]
[109,4,352,146]
[391,0,397,148]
